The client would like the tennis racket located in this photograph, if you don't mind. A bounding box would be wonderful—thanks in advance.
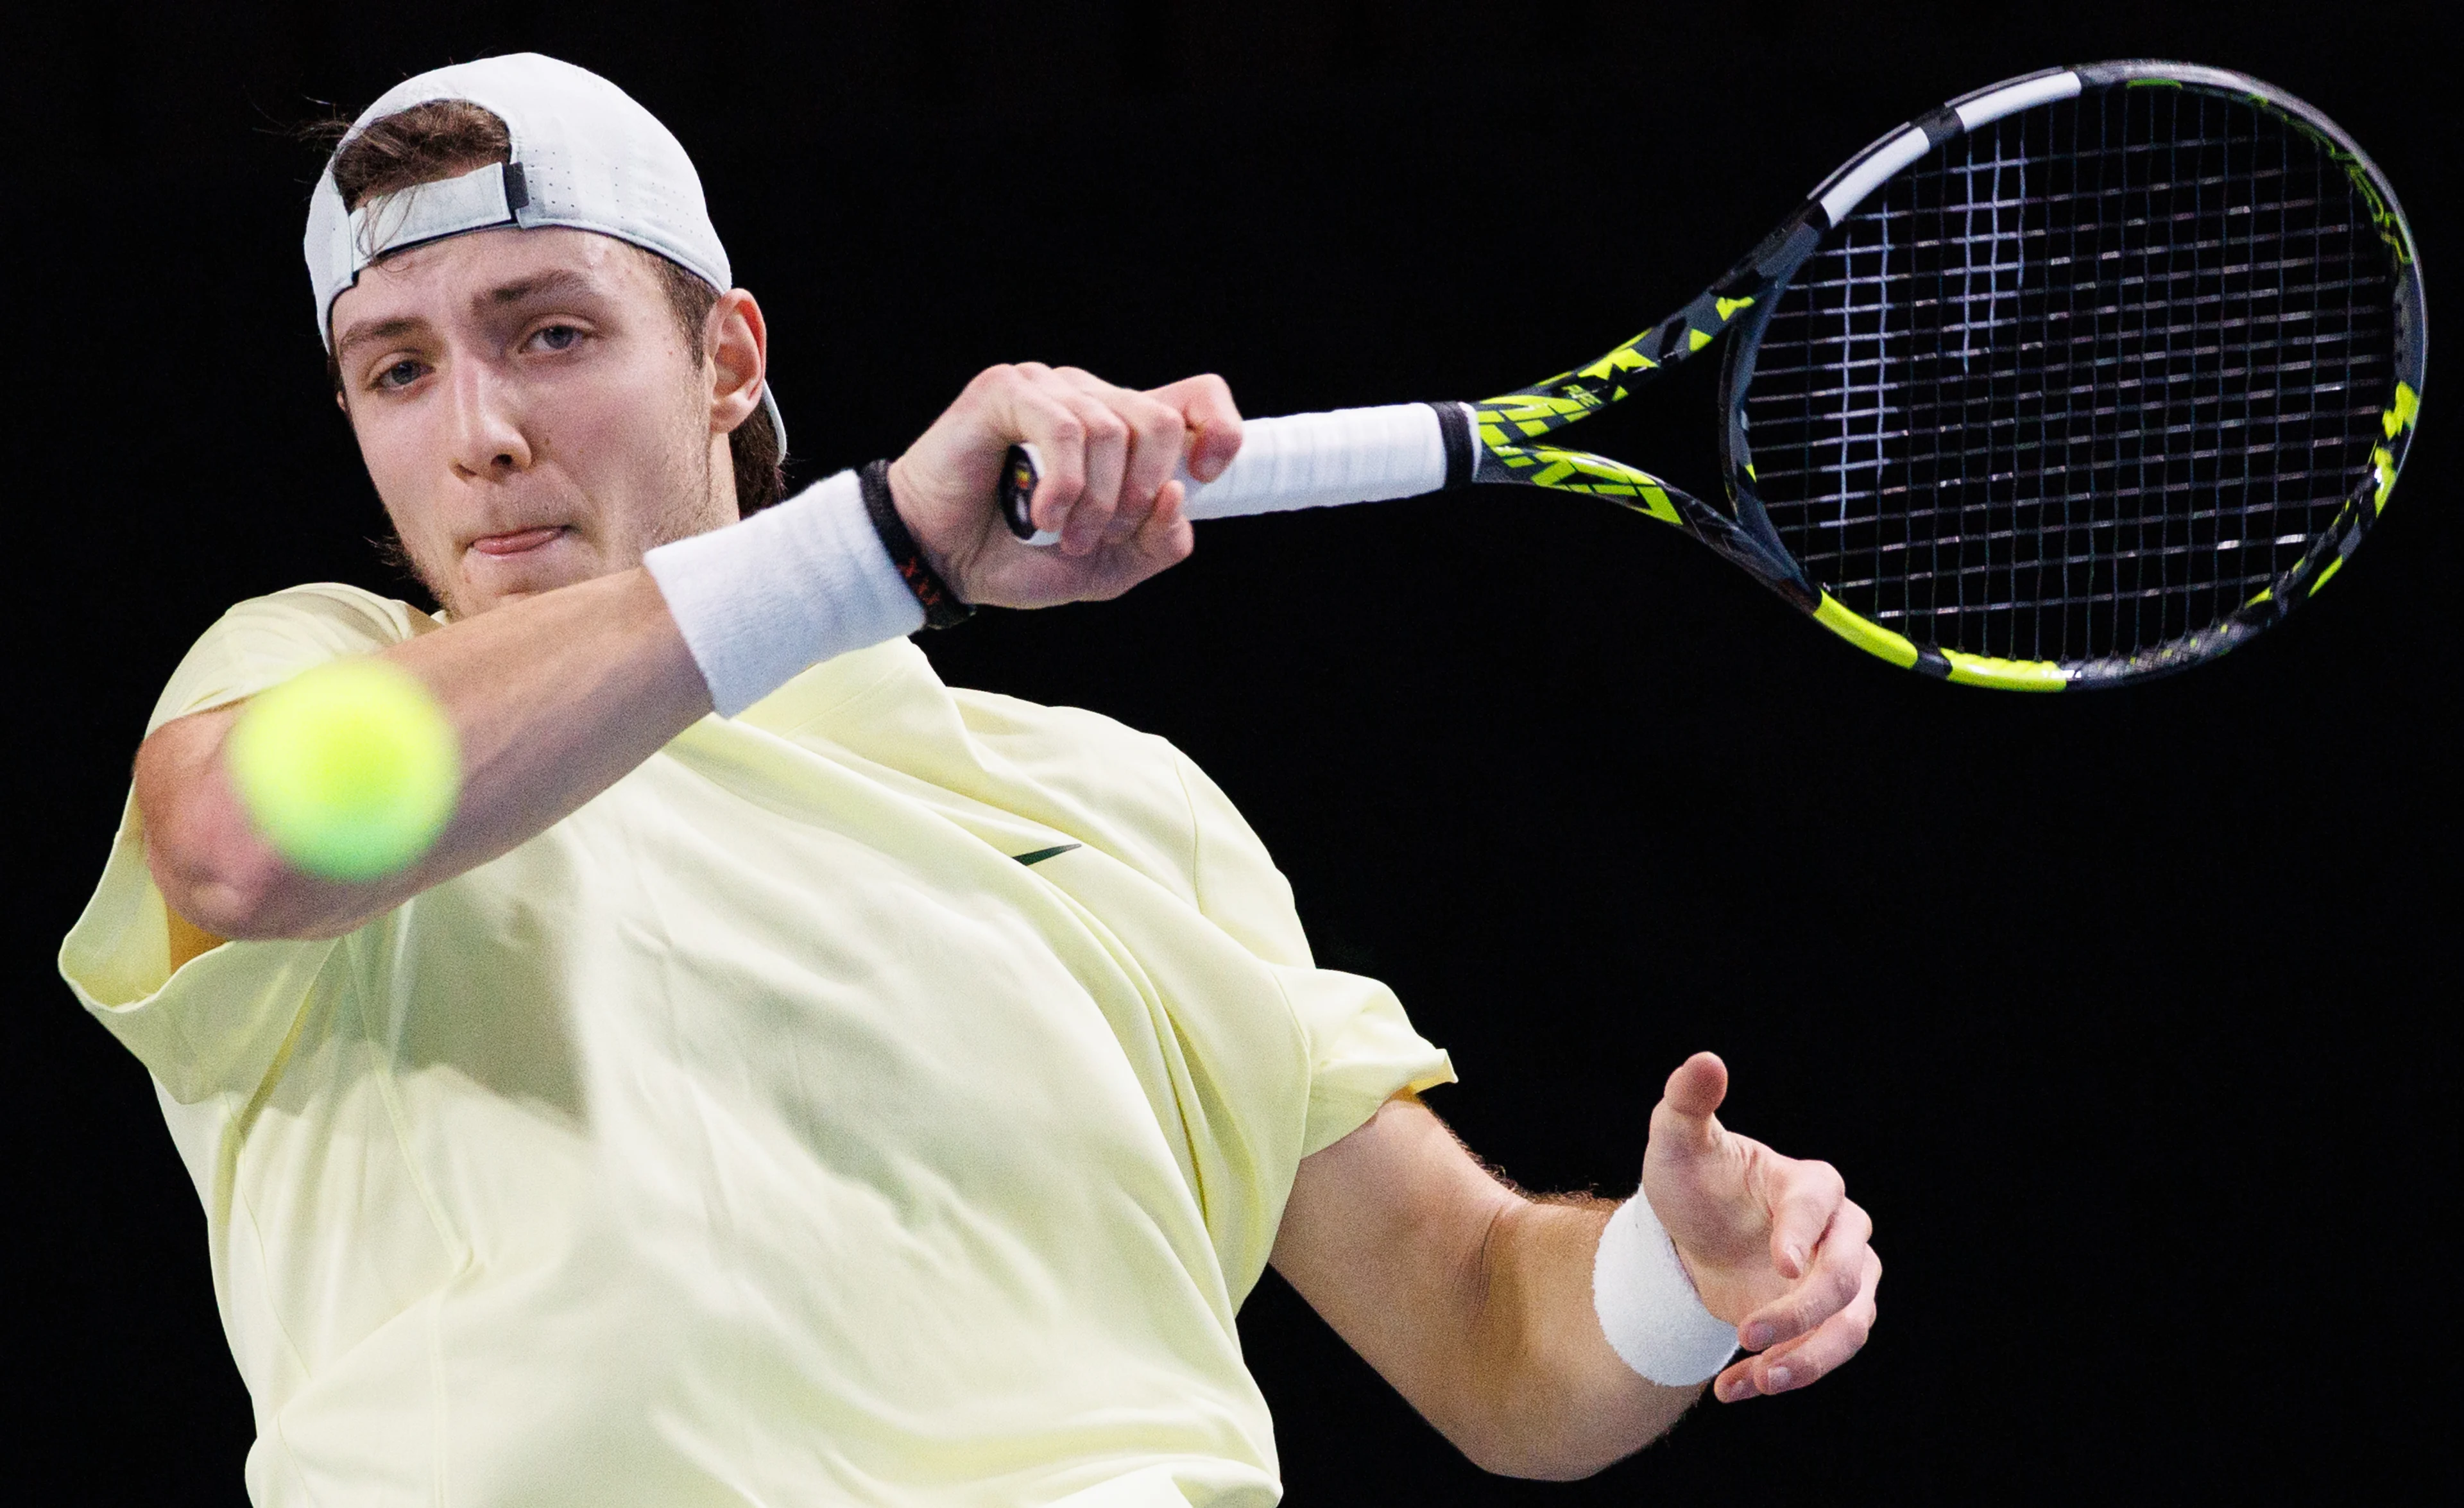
[1000,61,2426,690]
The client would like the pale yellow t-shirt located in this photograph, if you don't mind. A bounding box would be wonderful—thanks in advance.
[60,583,1454,1508]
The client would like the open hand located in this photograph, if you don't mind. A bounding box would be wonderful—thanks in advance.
[886,363,1242,609]
[1641,1051,1880,1403]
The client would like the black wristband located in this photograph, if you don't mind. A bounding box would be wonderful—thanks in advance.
[860,459,973,629]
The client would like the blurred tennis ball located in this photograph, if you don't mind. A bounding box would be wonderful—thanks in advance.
[225,658,461,881]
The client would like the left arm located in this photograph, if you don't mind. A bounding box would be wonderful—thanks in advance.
[1269,1054,1879,1479]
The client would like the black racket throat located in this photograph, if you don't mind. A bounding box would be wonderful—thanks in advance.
[1432,401,1478,491]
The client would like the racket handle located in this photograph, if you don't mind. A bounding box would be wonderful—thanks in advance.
[1000,400,1473,545]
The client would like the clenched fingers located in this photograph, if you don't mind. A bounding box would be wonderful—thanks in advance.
[971,362,1136,549]
[1047,368,1186,553]
[1018,369,1240,553]
[1716,1245,1881,1403]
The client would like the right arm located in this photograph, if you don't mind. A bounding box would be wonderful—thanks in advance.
[142,364,1244,946]
[140,565,708,943]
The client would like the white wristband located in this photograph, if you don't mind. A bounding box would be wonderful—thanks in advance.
[1591,1194,1740,1387]
[644,468,925,717]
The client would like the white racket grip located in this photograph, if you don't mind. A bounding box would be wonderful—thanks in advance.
[1180,402,1453,520]
[1007,400,1472,545]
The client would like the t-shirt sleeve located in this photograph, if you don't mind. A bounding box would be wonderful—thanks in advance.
[57,584,431,1104]
[1174,752,1457,1159]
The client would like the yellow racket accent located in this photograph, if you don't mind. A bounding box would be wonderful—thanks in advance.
[1811,595,1922,669]
[2384,380,2421,436]
[1941,651,2073,691]
[1505,451,1683,523]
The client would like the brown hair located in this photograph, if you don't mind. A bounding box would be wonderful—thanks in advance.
[317,99,786,515]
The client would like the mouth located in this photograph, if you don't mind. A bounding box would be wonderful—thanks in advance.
[469,526,568,557]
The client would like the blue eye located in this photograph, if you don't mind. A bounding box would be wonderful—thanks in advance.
[377,359,424,390]
[533,324,581,351]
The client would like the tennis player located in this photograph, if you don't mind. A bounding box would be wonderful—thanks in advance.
[62,55,1878,1506]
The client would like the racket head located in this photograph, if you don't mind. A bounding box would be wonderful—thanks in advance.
[1720,62,2426,690]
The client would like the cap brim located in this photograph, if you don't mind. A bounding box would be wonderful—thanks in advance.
[758,381,787,459]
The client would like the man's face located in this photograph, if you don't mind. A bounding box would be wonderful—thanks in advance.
[329,228,732,617]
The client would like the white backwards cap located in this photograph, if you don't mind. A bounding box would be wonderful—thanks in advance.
[305,53,783,452]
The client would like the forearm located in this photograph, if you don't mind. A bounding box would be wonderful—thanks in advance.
[1273,1099,1698,1480]
[1451,1197,1700,1478]
[1282,1068,1879,1478]
[140,567,708,940]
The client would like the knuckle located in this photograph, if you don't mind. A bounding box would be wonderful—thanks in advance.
[1135,398,1186,438]
[1179,371,1235,409]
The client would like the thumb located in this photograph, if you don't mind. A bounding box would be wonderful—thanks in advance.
[1648,1051,1729,1162]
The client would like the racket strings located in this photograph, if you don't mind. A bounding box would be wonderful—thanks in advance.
[1743,87,2396,664]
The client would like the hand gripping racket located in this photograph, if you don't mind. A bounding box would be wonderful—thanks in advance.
[1000,62,2426,690]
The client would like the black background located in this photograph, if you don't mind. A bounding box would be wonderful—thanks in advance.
[6,3,2454,1502]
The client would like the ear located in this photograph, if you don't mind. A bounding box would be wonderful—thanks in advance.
[705,289,768,436]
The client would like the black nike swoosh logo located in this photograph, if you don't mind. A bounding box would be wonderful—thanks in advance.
[1011,844,1081,867]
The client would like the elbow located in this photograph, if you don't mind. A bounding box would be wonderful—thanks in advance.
[144,813,291,939]
[147,822,388,943]
[135,721,300,939]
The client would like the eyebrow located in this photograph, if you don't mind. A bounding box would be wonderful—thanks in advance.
[333,268,614,363]
[477,268,605,310]
[333,314,425,364]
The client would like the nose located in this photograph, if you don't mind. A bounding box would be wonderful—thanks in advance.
[445,354,533,478]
